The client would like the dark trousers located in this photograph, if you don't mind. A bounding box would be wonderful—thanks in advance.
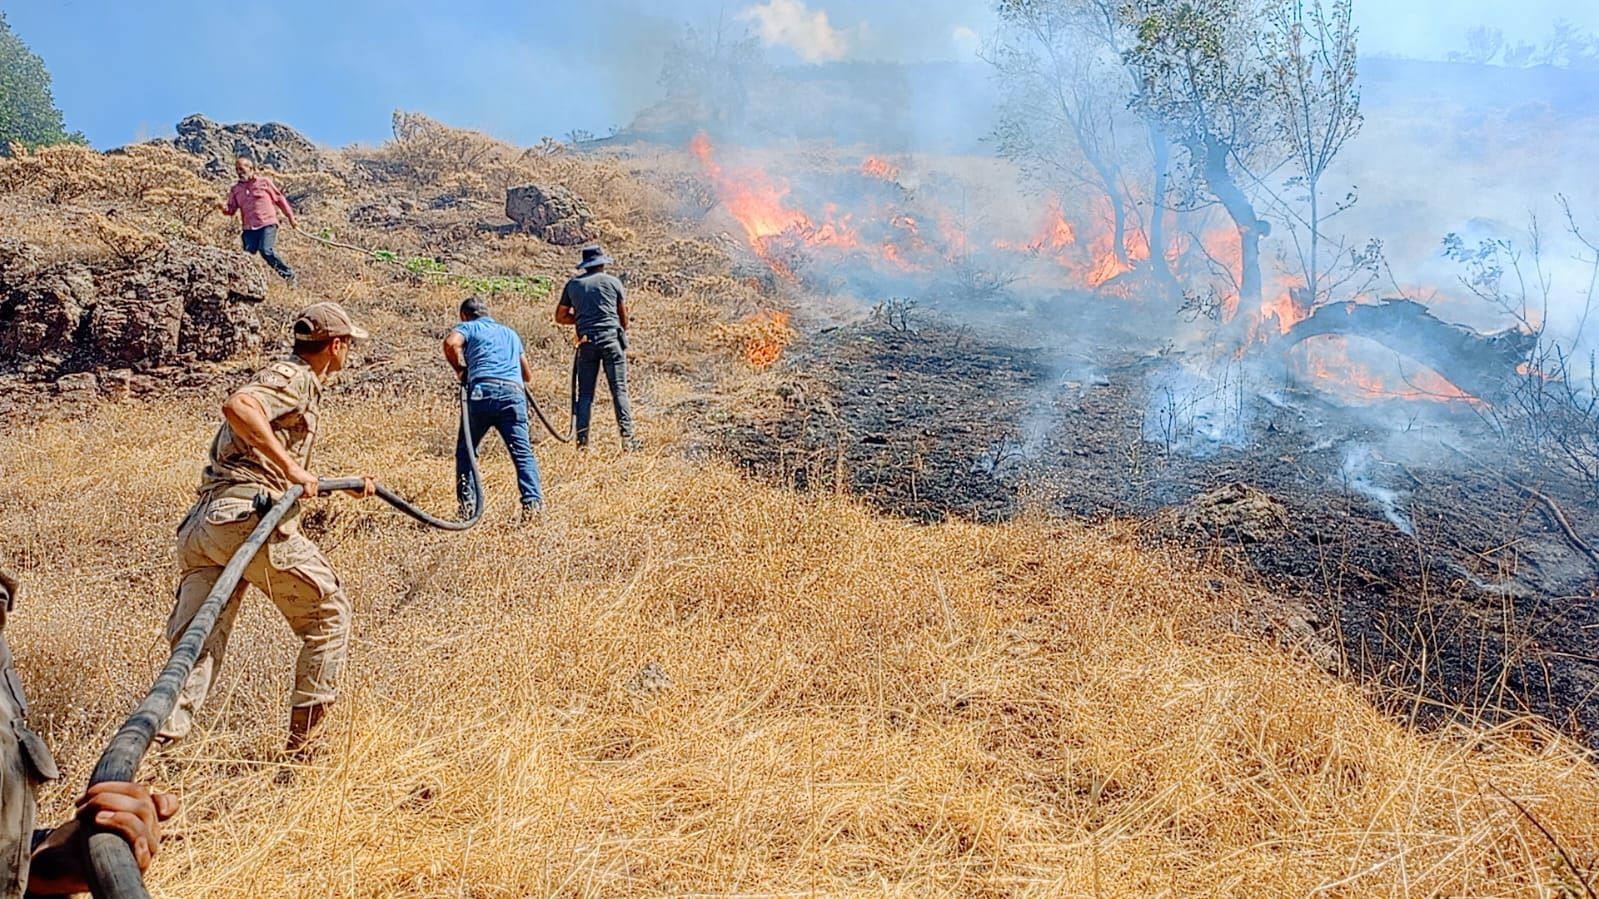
[574,331,635,445]
[456,381,543,509]
[241,225,295,280]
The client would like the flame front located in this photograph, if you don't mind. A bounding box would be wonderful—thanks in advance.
[1297,337,1482,406]
[693,132,1279,315]
[689,133,812,249]
[860,156,899,181]
[689,135,1488,407]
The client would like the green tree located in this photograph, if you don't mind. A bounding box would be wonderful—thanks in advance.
[0,12,82,152]
[1121,0,1279,317]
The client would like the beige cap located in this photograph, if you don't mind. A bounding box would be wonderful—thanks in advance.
[292,302,370,342]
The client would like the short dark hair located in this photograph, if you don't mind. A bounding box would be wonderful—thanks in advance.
[294,337,334,357]
[460,296,490,320]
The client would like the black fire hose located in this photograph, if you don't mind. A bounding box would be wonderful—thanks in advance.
[523,345,579,444]
[84,385,484,899]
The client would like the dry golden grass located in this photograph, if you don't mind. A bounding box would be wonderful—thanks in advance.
[3,116,1598,897]
[3,388,1598,897]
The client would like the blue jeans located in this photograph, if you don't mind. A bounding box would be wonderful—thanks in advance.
[574,331,635,445]
[241,225,295,280]
[456,381,542,509]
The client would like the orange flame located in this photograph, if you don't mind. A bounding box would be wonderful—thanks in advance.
[1197,227,1245,320]
[691,132,882,276]
[738,310,794,368]
[1238,275,1312,344]
[693,135,1205,300]
[1297,336,1482,405]
[860,156,900,181]
[994,200,1076,257]
[1082,198,1142,287]
[1035,198,1077,250]
[689,133,811,245]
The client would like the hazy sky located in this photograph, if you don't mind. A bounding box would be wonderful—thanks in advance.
[6,0,1598,149]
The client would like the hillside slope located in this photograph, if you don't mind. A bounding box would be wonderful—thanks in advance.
[0,119,1596,896]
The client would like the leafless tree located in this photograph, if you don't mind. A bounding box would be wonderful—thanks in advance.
[658,17,767,132]
[1449,25,1504,64]
[1535,19,1599,70]
[1261,0,1363,303]
[1446,196,1599,497]
[988,1,1136,267]
[987,0,1182,294]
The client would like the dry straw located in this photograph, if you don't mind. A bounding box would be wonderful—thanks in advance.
[0,119,1595,898]
[2,393,1596,897]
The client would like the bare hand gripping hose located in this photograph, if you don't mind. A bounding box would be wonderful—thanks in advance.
[84,385,484,898]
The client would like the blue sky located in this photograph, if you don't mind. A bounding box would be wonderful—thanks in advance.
[6,0,1598,149]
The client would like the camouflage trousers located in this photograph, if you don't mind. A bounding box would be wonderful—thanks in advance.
[158,495,350,743]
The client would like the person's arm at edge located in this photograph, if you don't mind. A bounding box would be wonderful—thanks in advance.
[555,288,577,327]
[519,353,534,385]
[217,184,237,218]
[25,783,178,896]
[443,331,468,382]
[222,391,320,496]
[270,180,298,230]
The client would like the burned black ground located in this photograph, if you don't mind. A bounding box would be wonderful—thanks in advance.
[720,306,1599,748]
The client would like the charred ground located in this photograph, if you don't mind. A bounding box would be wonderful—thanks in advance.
[1,108,1598,894]
[720,305,1599,747]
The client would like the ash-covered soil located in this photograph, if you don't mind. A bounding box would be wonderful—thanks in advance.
[719,306,1599,747]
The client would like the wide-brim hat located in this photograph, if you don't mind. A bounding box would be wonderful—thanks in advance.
[577,244,614,271]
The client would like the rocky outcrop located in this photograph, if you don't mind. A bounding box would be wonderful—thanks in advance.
[0,237,267,378]
[172,114,327,177]
[0,241,95,371]
[505,183,594,246]
[348,197,417,228]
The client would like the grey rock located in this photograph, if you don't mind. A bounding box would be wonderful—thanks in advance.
[0,237,267,379]
[628,661,673,696]
[52,372,97,394]
[505,183,594,246]
[172,114,328,177]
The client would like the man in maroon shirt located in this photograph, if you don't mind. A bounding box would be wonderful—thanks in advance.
[218,157,298,284]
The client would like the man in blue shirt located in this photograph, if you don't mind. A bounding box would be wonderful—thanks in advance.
[556,245,638,449]
[443,296,543,516]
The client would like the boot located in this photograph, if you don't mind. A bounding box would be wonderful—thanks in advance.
[286,703,329,760]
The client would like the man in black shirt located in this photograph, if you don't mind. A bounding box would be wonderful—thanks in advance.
[556,245,638,449]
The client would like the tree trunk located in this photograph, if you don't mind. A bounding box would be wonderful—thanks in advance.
[1066,115,1129,267]
[1148,126,1179,298]
[1308,182,1320,302]
[1109,189,1129,266]
[1281,299,1538,402]
[1199,136,1265,317]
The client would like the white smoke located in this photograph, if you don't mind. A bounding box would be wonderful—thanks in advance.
[1340,444,1415,536]
[738,0,859,63]
[949,25,982,57]
[1138,356,1267,460]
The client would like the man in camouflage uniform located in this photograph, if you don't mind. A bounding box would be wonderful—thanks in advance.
[0,569,176,896]
[159,302,375,755]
